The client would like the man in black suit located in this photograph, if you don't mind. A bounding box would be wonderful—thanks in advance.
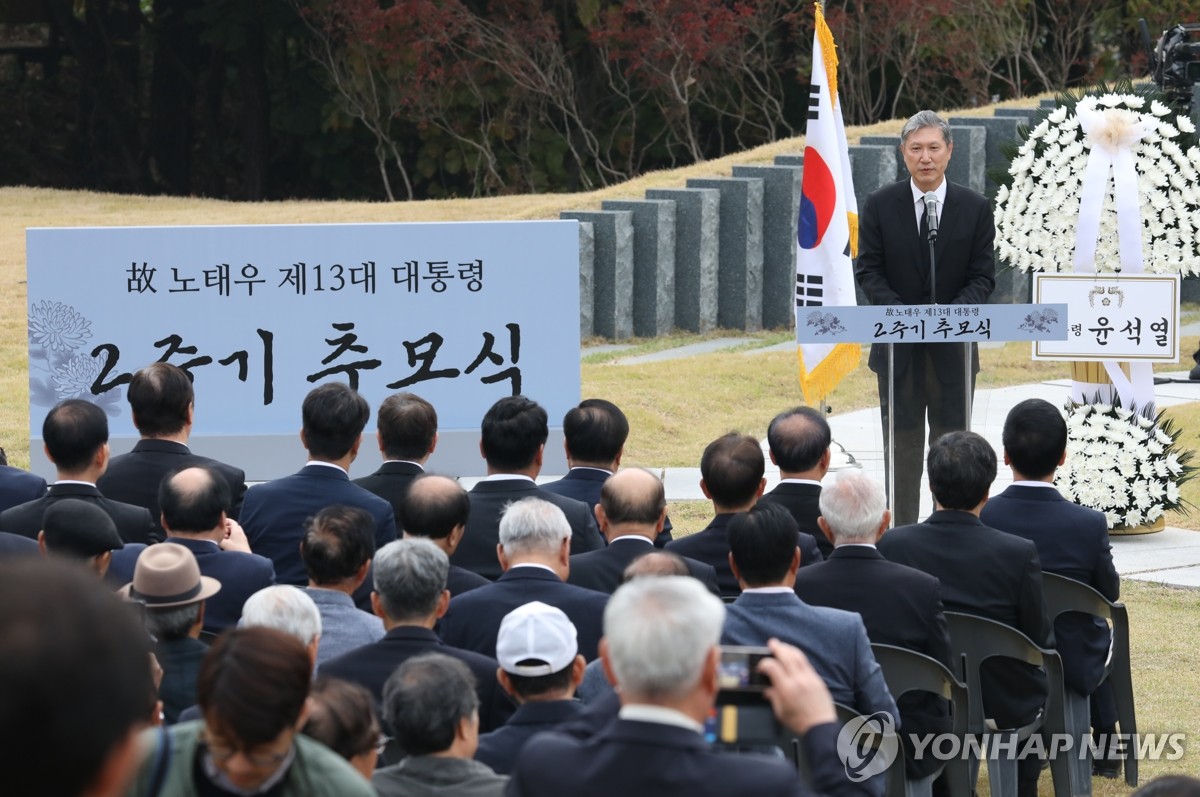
[439,497,608,661]
[0,457,46,515]
[542,398,673,548]
[856,110,996,526]
[507,576,867,797]
[38,497,127,578]
[568,467,718,595]
[353,391,438,529]
[980,398,1122,777]
[97,363,247,538]
[759,405,835,557]
[239,383,396,592]
[320,538,513,732]
[109,466,275,634]
[400,475,489,597]
[877,431,1050,797]
[667,433,821,597]
[794,470,953,782]
[1,400,157,545]
[452,396,603,580]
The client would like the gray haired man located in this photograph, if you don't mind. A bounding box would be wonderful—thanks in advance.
[855,109,996,526]
[319,538,514,733]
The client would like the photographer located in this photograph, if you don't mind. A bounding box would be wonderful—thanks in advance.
[507,576,871,797]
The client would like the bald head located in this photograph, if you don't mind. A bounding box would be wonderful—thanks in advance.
[399,475,471,554]
[767,406,831,478]
[159,466,230,537]
[596,468,667,543]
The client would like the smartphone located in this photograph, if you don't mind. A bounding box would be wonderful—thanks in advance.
[717,645,772,691]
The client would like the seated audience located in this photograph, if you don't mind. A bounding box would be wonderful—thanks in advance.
[2,399,157,544]
[239,383,396,598]
[759,405,836,557]
[122,543,221,725]
[877,430,1051,797]
[0,449,47,513]
[722,502,897,723]
[300,504,385,666]
[439,497,607,661]
[401,474,489,596]
[38,497,126,577]
[123,627,374,795]
[793,471,952,782]
[507,576,868,797]
[568,467,718,595]
[475,601,586,774]
[109,466,274,633]
[353,391,439,526]
[302,677,383,781]
[374,653,508,797]
[1,559,153,797]
[452,396,603,579]
[97,362,247,536]
[667,432,820,596]
[980,397,1122,777]
[320,538,513,732]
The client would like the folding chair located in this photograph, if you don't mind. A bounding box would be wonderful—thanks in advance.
[1041,572,1138,789]
[944,612,1074,797]
[871,643,970,797]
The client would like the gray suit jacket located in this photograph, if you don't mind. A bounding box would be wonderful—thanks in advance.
[306,586,386,667]
[722,590,897,722]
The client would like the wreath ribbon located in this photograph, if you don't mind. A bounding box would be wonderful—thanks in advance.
[1074,105,1156,411]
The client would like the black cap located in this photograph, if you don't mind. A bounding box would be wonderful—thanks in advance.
[41,499,124,559]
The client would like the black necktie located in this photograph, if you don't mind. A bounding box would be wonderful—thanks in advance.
[919,204,929,240]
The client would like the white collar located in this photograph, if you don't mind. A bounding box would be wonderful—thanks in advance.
[610,535,655,545]
[382,460,425,469]
[508,563,559,576]
[619,704,704,734]
[482,473,536,483]
[778,478,822,487]
[570,466,614,476]
[1011,481,1057,489]
[741,586,795,594]
[53,479,96,487]
[910,178,948,206]
[835,542,878,550]
[304,460,347,475]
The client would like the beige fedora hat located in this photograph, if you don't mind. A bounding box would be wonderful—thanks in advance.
[120,542,221,608]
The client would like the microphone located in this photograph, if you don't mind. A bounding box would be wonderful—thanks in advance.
[923,192,940,241]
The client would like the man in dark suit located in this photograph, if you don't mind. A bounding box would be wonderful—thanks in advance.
[722,502,896,724]
[877,431,1050,797]
[111,466,274,635]
[1,399,157,545]
[980,398,1122,776]
[400,475,489,597]
[439,497,608,661]
[0,454,47,515]
[568,467,718,595]
[507,576,866,797]
[667,433,821,597]
[856,110,996,526]
[239,383,397,593]
[353,391,438,529]
[794,470,953,781]
[320,538,513,732]
[452,396,603,580]
[542,398,673,548]
[475,601,586,775]
[759,405,835,557]
[38,498,127,578]
[97,363,247,538]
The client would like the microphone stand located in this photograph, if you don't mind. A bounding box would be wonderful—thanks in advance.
[926,199,973,431]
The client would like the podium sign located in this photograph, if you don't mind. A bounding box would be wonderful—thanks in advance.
[1032,274,1179,362]
[795,303,1070,344]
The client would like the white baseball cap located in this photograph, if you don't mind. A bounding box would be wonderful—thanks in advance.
[495,601,579,677]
